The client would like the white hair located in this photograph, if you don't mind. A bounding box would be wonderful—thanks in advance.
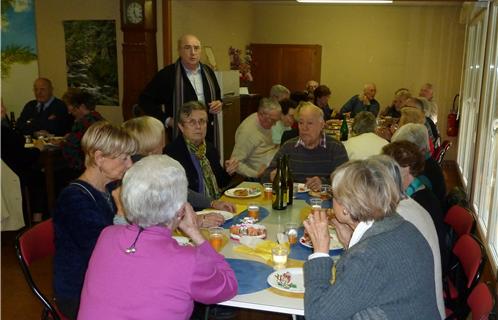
[121,155,187,228]
[391,123,430,152]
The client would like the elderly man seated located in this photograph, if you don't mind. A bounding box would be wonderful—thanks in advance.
[343,111,389,160]
[262,103,348,190]
[229,98,281,179]
[339,83,380,118]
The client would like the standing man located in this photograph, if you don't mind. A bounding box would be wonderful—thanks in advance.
[139,34,223,147]
[17,77,72,136]
[340,83,380,118]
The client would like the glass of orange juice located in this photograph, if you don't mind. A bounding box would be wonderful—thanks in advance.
[208,227,224,252]
[247,204,260,220]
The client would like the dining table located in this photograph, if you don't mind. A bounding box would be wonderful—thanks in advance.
[209,181,342,318]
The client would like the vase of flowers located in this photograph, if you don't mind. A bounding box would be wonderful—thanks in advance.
[229,46,253,87]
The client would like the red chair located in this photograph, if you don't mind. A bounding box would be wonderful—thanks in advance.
[445,282,494,320]
[433,140,452,165]
[445,205,475,237]
[444,234,486,306]
[15,219,67,320]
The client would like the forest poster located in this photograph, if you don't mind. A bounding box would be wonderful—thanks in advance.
[63,20,118,106]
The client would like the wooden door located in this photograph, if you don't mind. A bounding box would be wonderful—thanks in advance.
[250,44,321,96]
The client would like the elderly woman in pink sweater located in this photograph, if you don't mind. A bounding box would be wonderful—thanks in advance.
[78,155,237,320]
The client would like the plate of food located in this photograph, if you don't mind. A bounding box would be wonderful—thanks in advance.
[267,268,304,293]
[299,228,343,250]
[294,183,309,193]
[196,210,234,222]
[224,187,261,198]
[229,223,267,239]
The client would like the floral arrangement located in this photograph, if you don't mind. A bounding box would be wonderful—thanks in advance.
[229,46,253,85]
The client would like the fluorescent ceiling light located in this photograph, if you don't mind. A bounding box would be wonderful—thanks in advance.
[297,0,393,3]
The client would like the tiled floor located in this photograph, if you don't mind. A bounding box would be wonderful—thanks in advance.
[0,161,463,319]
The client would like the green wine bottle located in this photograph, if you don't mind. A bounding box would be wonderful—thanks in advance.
[340,115,349,141]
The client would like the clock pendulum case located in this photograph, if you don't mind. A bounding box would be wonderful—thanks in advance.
[120,0,158,120]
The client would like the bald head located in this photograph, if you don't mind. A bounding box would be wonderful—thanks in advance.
[178,34,201,70]
[298,103,325,149]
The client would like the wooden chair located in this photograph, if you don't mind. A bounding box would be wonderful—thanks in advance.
[15,219,67,320]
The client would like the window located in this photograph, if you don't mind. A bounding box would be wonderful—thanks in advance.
[457,1,498,272]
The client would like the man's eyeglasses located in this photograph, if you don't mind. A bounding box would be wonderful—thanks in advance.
[184,118,207,127]
[182,45,201,52]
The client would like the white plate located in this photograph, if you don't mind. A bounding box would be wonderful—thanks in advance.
[294,183,309,193]
[299,228,343,250]
[229,224,266,240]
[172,236,191,246]
[196,210,234,221]
[224,187,261,198]
[267,268,305,293]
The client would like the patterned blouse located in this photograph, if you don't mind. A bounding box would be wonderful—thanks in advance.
[61,111,104,171]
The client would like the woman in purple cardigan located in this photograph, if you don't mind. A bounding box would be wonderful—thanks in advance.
[78,155,238,320]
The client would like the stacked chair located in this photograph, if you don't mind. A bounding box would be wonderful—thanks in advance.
[443,205,494,319]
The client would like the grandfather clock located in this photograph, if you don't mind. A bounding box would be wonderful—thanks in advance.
[120,0,157,120]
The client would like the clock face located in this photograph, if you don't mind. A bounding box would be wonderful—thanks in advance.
[126,2,144,24]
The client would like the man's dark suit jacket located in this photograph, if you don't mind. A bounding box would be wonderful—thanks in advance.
[17,97,72,136]
[165,134,231,194]
[138,60,221,143]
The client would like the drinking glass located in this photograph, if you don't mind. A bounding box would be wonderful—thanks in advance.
[310,198,322,210]
[247,204,260,220]
[285,223,298,245]
[208,227,224,252]
[272,245,289,270]
[263,183,273,200]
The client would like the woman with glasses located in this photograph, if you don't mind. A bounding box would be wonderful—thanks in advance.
[166,101,238,216]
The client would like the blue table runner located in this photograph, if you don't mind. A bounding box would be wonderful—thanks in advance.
[222,207,270,229]
[226,258,272,295]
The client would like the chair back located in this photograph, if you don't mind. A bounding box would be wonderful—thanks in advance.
[15,219,62,320]
[452,234,486,290]
[434,140,452,165]
[445,205,475,237]
[467,282,494,320]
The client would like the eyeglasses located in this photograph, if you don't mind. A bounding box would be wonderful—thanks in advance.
[182,45,201,52]
[183,118,207,127]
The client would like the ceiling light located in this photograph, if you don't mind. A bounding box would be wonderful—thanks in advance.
[297,0,393,3]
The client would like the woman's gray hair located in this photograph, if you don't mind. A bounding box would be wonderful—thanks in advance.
[121,155,188,228]
[367,155,406,199]
[391,123,430,152]
[352,111,376,135]
[331,159,400,221]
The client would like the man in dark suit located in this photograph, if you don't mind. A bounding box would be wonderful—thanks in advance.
[17,77,72,136]
[139,34,223,148]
